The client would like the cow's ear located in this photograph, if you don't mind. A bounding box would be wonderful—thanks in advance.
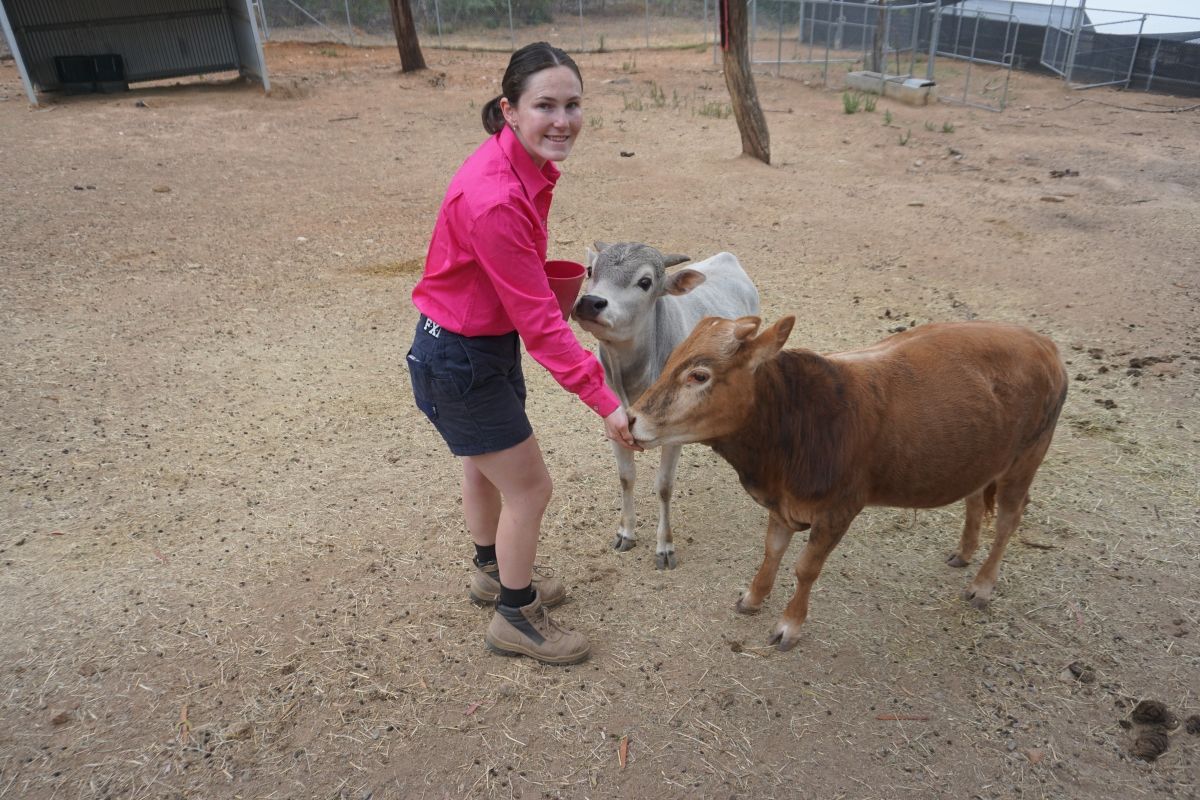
[586,244,604,269]
[665,268,706,296]
[662,253,691,269]
[748,316,794,366]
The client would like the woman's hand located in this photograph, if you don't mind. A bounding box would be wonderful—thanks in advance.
[604,407,643,451]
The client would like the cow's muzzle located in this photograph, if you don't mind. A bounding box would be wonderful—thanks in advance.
[573,294,608,322]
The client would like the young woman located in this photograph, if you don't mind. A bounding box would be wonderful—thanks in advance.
[407,42,638,666]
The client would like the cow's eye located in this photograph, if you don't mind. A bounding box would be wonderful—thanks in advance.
[637,277,652,291]
[586,266,592,278]
[687,370,710,385]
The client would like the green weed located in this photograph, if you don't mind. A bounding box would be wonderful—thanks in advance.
[842,91,862,114]
[899,128,912,145]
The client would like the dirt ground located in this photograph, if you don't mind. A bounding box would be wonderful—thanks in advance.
[2,40,1199,800]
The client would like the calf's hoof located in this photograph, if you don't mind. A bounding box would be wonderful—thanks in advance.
[946,553,969,568]
[655,551,678,570]
[768,621,802,652]
[735,592,762,615]
[961,586,991,610]
[612,534,636,552]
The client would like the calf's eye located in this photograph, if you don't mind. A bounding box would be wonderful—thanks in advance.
[687,370,709,385]
[637,277,652,291]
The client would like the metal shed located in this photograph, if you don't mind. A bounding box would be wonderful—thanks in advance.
[0,0,270,106]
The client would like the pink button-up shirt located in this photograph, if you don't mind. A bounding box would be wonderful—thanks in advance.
[413,126,619,418]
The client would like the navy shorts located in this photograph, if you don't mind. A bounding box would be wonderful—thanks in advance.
[406,315,532,457]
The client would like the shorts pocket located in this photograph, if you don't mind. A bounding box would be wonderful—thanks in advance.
[406,350,439,421]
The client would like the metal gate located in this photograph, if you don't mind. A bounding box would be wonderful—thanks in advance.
[1040,0,1146,89]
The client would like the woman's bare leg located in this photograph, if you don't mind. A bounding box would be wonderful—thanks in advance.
[461,434,552,591]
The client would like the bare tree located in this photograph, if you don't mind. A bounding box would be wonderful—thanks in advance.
[719,0,769,164]
[389,0,427,72]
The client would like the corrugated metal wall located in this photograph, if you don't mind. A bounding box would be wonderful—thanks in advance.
[4,0,244,89]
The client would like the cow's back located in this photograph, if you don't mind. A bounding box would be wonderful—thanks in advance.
[830,322,1067,508]
[653,253,760,366]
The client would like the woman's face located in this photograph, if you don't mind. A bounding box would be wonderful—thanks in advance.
[501,66,583,168]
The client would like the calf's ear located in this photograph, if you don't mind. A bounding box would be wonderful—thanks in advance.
[665,268,706,296]
[748,316,794,367]
[662,253,691,268]
[586,242,608,268]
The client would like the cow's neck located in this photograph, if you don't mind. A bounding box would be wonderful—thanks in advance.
[709,349,856,509]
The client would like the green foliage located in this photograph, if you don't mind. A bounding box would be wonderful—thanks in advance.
[621,56,637,73]
[942,121,956,133]
[924,120,936,131]
[696,99,732,119]
[649,81,666,108]
[863,95,877,113]
[589,115,604,130]
[883,109,893,126]
[842,91,862,114]
[622,93,644,112]
[899,128,912,146]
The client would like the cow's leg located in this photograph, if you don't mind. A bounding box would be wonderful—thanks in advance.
[770,516,853,652]
[962,474,1037,610]
[948,486,990,568]
[611,441,638,552]
[736,514,794,614]
[652,444,682,569]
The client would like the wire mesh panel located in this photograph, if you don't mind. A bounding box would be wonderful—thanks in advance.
[1040,0,1080,77]
[749,0,937,89]
[1068,13,1144,88]
[933,4,1018,111]
[259,0,713,52]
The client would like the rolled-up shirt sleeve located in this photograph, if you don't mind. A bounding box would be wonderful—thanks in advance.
[470,204,620,418]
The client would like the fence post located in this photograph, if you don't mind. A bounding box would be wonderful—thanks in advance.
[927,1,941,81]
[343,0,354,45]
[1124,15,1146,90]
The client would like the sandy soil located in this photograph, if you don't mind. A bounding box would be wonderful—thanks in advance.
[1,41,1199,800]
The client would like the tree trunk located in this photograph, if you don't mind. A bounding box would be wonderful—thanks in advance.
[389,0,427,73]
[868,0,886,74]
[719,0,769,164]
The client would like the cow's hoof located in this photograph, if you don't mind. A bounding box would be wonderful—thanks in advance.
[961,587,991,610]
[946,553,969,568]
[768,623,801,652]
[612,534,636,552]
[735,594,762,615]
[655,551,677,570]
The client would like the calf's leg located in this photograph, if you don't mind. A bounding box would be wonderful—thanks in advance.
[771,515,853,652]
[611,442,638,552]
[652,444,682,569]
[948,486,990,568]
[962,473,1036,609]
[736,514,794,614]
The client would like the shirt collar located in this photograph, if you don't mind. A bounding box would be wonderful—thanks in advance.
[499,124,560,198]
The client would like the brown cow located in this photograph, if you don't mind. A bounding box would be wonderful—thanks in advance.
[627,316,1068,652]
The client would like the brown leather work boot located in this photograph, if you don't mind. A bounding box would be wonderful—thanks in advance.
[484,593,590,665]
[469,561,566,608]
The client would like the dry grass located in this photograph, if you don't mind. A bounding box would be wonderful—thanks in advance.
[1,42,1199,800]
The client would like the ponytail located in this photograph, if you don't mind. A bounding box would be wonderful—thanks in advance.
[481,95,506,135]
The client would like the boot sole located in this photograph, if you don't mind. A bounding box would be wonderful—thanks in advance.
[484,637,590,666]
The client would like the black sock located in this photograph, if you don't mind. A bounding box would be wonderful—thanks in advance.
[474,544,497,566]
[499,583,534,609]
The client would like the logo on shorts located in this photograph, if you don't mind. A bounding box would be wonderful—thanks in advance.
[423,318,442,338]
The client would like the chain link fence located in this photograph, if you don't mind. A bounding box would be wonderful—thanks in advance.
[258,0,716,52]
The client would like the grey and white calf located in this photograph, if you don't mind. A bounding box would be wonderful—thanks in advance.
[573,242,760,568]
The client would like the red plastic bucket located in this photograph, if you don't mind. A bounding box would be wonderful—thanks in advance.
[545,260,586,320]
